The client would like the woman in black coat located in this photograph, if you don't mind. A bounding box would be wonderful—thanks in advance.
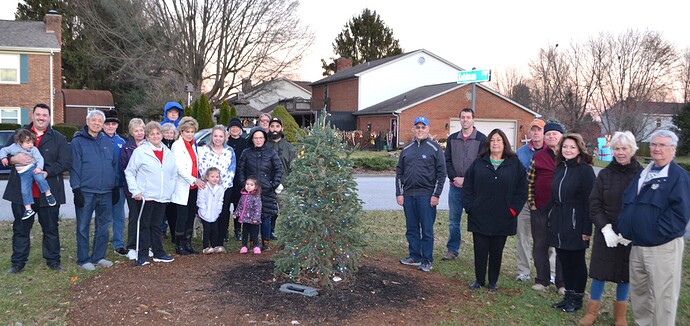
[579,131,642,326]
[237,127,282,250]
[462,129,527,292]
[546,133,595,313]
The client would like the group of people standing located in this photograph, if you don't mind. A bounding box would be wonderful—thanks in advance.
[4,103,295,271]
[396,108,690,325]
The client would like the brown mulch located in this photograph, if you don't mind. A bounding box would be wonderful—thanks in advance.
[67,252,474,325]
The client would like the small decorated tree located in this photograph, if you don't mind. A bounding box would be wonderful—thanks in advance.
[273,111,366,287]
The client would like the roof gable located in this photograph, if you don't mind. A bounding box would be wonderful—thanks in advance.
[63,89,114,107]
[0,20,60,52]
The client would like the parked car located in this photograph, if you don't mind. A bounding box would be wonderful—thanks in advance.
[0,130,16,174]
[194,127,249,147]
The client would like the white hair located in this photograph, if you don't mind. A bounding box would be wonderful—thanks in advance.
[86,110,105,121]
[650,130,678,147]
[610,131,638,153]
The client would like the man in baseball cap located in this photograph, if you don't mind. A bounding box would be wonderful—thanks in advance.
[264,115,295,240]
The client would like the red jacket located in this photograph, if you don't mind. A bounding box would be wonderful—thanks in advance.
[528,147,556,209]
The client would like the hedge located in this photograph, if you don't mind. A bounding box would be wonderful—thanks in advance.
[52,123,81,141]
[352,156,397,171]
[0,123,21,131]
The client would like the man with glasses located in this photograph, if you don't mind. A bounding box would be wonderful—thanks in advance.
[442,108,486,261]
[617,130,690,326]
[258,113,271,132]
[396,116,446,272]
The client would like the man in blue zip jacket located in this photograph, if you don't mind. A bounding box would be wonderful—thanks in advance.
[617,130,690,326]
[396,116,446,272]
[70,110,119,271]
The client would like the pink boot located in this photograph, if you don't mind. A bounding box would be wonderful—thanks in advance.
[239,246,248,254]
[253,247,261,255]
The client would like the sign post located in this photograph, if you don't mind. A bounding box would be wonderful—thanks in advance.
[457,69,491,112]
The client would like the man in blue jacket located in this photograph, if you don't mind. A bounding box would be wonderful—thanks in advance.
[70,110,118,271]
[617,130,690,326]
[396,116,446,272]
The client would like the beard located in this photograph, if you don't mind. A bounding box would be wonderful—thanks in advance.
[269,131,284,140]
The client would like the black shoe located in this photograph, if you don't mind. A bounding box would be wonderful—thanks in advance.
[175,245,190,256]
[469,281,483,290]
[183,242,198,254]
[562,292,583,313]
[488,283,498,292]
[133,258,150,266]
[234,230,242,241]
[7,265,24,274]
[48,264,64,271]
[552,290,572,309]
[114,248,127,256]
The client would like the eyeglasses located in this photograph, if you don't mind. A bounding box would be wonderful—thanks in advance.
[414,125,428,130]
[259,119,270,122]
[650,143,672,149]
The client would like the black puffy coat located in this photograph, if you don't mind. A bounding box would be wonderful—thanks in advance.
[3,124,71,206]
[546,159,595,250]
[237,128,283,217]
[462,155,528,236]
[588,158,642,282]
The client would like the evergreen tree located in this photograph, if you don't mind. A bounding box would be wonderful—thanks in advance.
[196,93,214,129]
[673,103,690,155]
[273,112,366,287]
[271,105,304,143]
[320,8,403,76]
[218,101,231,126]
[185,101,197,119]
[230,106,238,119]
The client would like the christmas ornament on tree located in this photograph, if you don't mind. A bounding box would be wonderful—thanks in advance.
[273,110,365,287]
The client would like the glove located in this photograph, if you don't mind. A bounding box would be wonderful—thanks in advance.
[275,183,284,194]
[73,188,85,208]
[617,233,632,246]
[112,187,120,204]
[601,224,618,248]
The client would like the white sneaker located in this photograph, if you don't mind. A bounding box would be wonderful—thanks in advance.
[558,287,566,295]
[95,259,113,267]
[516,274,531,281]
[80,262,96,271]
[532,283,547,291]
[127,249,137,260]
[148,248,153,257]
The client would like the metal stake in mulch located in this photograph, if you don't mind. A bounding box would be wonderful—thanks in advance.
[279,283,318,297]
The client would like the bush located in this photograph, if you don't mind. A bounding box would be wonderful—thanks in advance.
[271,105,304,143]
[352,156,396,171]
[0,123,21,131]
[677,162,690,173]
[52,123,81,141]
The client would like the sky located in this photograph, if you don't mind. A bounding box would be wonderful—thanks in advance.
[2,0,688,83]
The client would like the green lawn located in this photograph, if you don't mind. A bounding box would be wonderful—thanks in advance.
[1,212,689,325]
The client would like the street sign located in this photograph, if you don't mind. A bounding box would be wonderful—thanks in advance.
[457,69,491,83]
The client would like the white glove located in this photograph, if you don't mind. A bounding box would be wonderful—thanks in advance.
[601,224,618,248]
[617,233,631,246]
[275,183,284,194]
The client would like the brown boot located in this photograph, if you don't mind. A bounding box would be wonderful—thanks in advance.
[578,300,600,325]
[613,301,628,326]
[261,239,271,251]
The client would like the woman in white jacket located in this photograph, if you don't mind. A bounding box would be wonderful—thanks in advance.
[197,167,225,254]
[171,117,206,255]
[124,122,178,266]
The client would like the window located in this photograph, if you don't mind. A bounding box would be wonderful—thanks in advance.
[0,54,20,83]
[0,108,20,124]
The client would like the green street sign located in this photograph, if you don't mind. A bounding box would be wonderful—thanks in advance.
[457,69,492,83]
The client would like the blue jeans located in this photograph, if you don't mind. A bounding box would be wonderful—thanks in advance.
[446,184,463,254]
[75,191,113,265]
[261,213,274,240]
[19,164,50,206]
[403,195,437,264]
[111,187,126,249]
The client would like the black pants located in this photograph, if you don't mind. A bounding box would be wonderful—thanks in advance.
[164,203,176,241]
[136,201,167,260]
[217,188,233,240]
[175,189,198,242]
[472,232,507,285]
[201,219,222,248]
[10,202,61,268]
[556,248,588,293]
[126,196,142,250]
[241,223,260,247]
[530,208,564,287]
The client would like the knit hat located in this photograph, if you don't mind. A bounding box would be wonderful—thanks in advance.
[229,117,243,129]
[543,122,564,134]
[104,110,119,124]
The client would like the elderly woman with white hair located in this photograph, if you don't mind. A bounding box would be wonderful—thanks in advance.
[579,131,643,326]
[119,118,148,260]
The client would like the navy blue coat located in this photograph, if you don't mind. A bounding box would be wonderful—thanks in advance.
[69,127,117,194]
[617,161,690,246]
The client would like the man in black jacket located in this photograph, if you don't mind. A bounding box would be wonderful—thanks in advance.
[396,116,446,272]
[4,104,71,274]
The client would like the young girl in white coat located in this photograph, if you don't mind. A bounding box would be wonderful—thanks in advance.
[197,167,225,254]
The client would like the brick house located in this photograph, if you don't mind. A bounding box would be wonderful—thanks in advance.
[63,88,115,125]
[354,82,539,150]
[0,12,63,125]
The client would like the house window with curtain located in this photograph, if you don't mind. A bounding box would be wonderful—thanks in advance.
[0,108,20,124]
[0,54,20,84]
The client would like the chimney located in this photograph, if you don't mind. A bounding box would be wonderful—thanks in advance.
[43,10,62,47]
[335,57,353,72]
[241,78,252,93]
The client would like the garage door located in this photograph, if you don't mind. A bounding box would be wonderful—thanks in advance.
[449,118,518,151]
